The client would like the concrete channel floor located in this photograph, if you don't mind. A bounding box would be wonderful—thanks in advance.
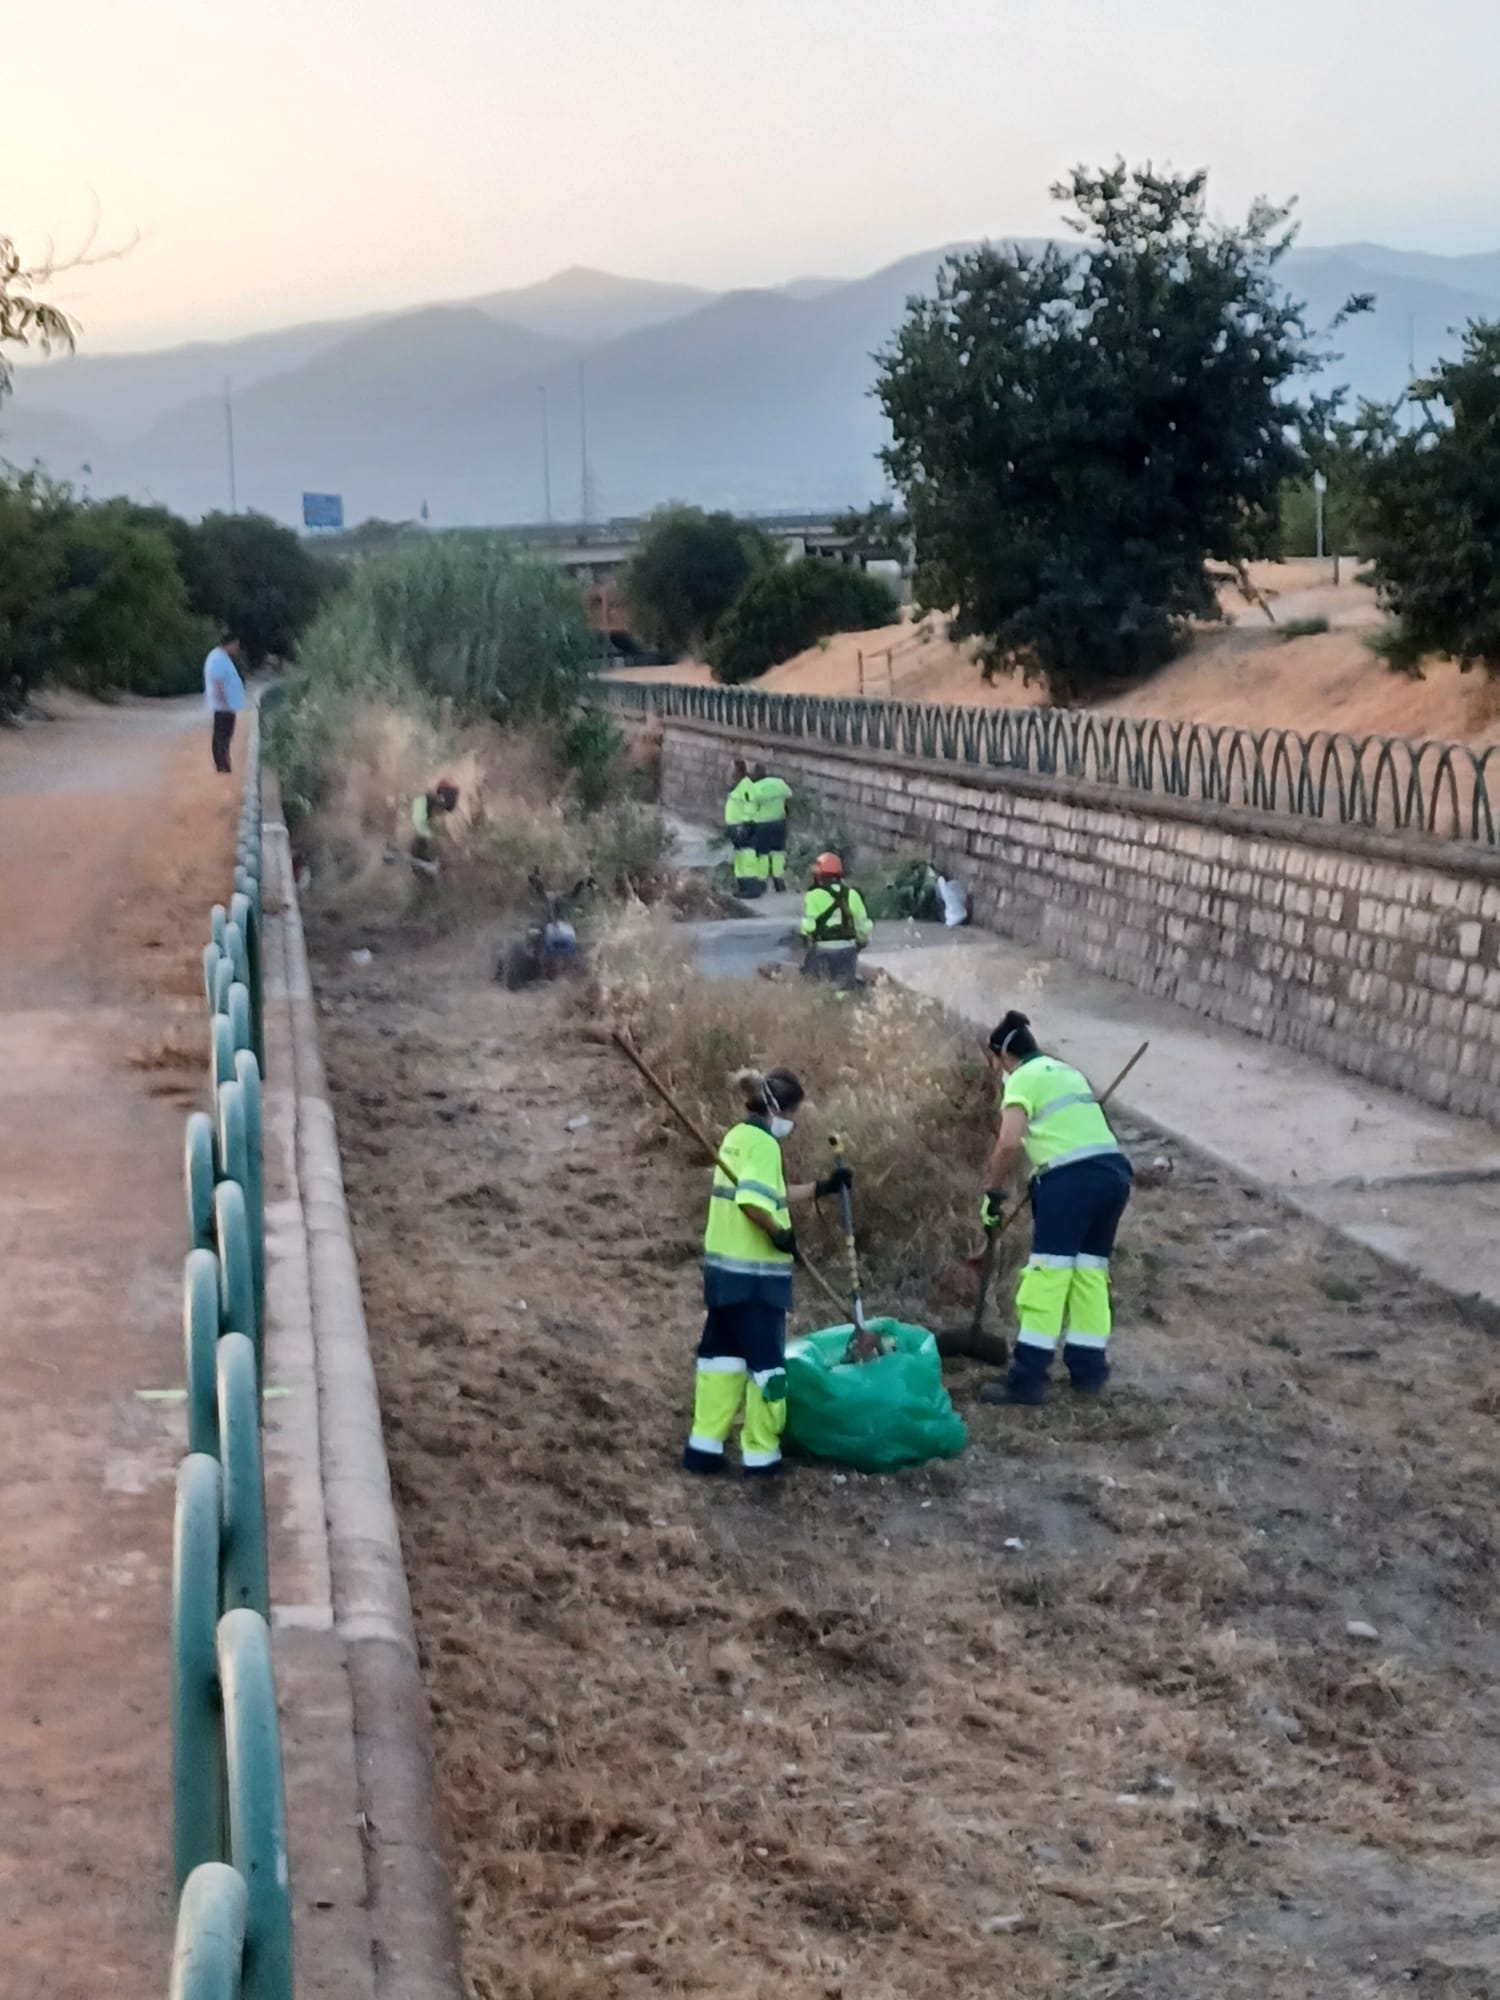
[675,815,1500,1320]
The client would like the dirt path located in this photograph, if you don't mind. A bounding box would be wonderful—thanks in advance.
[0,697,235,1997]
[311,907,1500,1999]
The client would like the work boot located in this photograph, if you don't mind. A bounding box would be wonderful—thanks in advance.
[772,878,786,893]
[1064,1341,1110,1395]
[681,1443,726,1475]
[979,1342,1053,1407]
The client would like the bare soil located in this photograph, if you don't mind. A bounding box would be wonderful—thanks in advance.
[0,697,237,1997]
[610,560,1500,746]
[312,904,1500,1999]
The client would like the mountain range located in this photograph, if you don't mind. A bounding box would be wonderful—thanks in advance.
[4,244,1498,530]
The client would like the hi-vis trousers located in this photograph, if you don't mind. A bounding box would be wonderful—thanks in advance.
[682,1296,788,1475]
[1010,1153,1133,1393]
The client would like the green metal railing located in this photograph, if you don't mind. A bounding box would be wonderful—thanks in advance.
[168,723,293,1999]
[604,677,1500,847]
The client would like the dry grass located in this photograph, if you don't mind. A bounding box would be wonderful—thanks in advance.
[308,902,1500,1998]
[296,701,674,918]
[592,909,1022,1316]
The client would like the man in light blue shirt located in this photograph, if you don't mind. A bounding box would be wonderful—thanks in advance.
[204,632,247,773]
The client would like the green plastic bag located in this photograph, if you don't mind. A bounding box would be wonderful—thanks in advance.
[784,1318,968,1472]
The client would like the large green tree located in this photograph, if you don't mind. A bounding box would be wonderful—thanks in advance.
[622,506,777,657]
[877,163,1366,703]
[178,510,325,661]
[1358,323,1500,674]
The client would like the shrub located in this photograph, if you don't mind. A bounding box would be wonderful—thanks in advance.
[592,912,1019,1317]
[357,535,600,720]
[622,506,778,656]
[708,560,898,685]
[1277,615,1330,641]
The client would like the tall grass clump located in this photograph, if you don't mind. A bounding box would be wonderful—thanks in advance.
[592,911,1018,1320]
[265,534,658,891]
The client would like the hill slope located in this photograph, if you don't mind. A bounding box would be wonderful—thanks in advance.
[6,242,1500,525]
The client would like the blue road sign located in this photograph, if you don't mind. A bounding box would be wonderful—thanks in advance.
[302,492,344,530]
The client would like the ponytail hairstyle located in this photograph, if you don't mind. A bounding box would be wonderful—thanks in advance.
[733,1066,806,1117]
[987,1010,1038,1061]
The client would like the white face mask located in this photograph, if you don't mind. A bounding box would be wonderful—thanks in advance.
[769,1116,795,1141]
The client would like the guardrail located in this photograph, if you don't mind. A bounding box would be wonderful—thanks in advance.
[168,722,293,2000]
[604,677,1500,847]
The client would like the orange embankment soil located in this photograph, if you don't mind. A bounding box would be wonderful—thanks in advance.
[612,561,1500,746]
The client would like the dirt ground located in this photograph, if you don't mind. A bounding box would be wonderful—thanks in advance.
[311,902,1500,2000]
[610,560,1500,746]
[0,695,237,1996]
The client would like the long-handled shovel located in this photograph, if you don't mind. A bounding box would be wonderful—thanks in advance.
[826,1135,886,1363]
[940,1039,1150,1364]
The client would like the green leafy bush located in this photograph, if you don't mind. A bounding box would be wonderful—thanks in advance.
[622,506,778,656]
[708,561,898,685]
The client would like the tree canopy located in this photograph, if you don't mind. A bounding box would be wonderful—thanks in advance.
[1358,323,1500,674]
[708,559,898,685]
[876,163,1365,703]
[622,506,777,657]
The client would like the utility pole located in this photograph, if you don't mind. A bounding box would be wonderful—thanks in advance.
[223,377,238,513]
[1408,313,1417,383]
[538,383,553,524]
[578,359,592,526]
[1313,468,1327,563]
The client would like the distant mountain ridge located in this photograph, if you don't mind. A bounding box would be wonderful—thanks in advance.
[4,245,1497,528]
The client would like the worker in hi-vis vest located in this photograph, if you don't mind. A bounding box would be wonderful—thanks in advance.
[724,757,761,899]
[683,1066,851,1478]
[410,777,459,868]
[979,1010,1133,1406]
[748,762,792,893]
[799,852,872,988]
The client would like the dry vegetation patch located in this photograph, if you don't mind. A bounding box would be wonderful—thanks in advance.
[311,907,1500,1999]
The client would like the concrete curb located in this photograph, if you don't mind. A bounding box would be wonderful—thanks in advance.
[268,811,463,2000]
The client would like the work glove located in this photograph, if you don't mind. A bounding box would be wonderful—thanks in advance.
[980,1189,1007,1232]
[814,1165,853,1200]
[769,1226,798,1256]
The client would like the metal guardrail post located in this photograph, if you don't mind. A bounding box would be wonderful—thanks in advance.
[214,1179,257,1363]
[186,1115,219,1253]
[217,1335,269,1618]
[204,943,224,1010]
[211,905,228,955]
[171,1863,248,2000]
[184,1249,222,1458]
[223,921,249,991]
[229,892,263,1075]
[217,1610,293,2000]
[212,956,234,1020]
[211,1014,236,1095]
[233,1051,265,1326]
[173,1455,226,1893]
[227,984,254,1063]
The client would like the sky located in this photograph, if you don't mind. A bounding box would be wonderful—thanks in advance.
[7,0,1500,353]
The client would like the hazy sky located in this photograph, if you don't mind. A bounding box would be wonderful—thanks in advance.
[8,0,1500,353]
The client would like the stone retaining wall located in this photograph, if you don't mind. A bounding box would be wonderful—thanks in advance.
[662,719,1500,1126]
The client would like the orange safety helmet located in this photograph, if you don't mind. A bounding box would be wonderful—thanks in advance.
[812,851,844,880]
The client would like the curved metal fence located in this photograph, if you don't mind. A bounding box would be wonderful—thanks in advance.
[167,721,293,2000]
[604,678,1500,847]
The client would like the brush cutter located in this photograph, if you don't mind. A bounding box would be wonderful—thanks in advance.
[940,1039,1149,1364]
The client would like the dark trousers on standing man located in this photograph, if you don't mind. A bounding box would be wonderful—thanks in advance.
[212,711,237,773]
